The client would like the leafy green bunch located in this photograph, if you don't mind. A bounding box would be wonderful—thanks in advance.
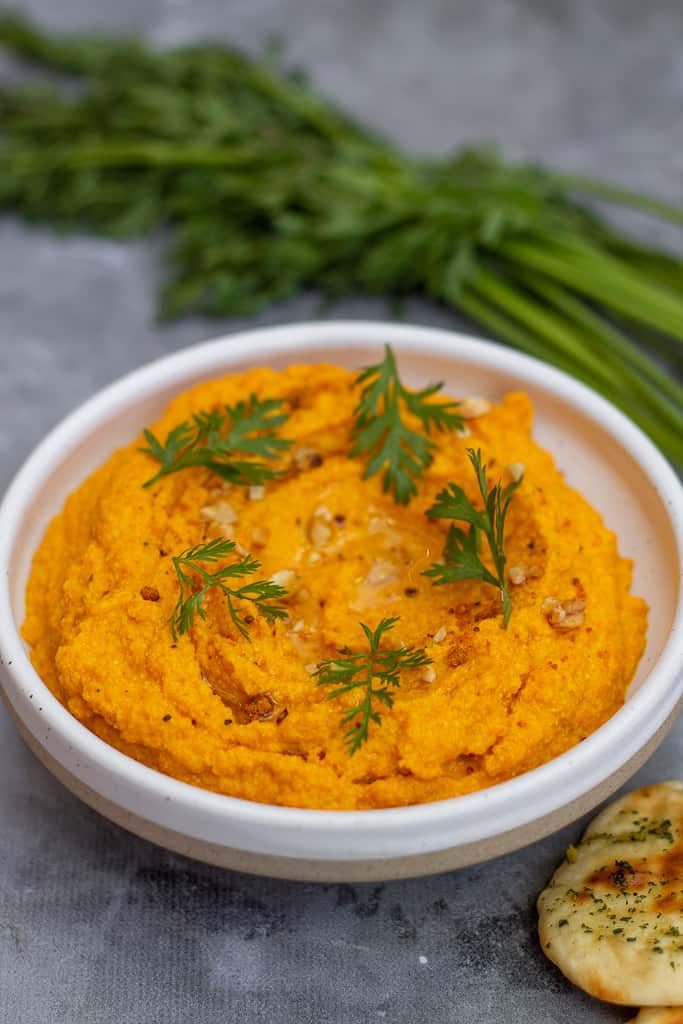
[0,14,681,460]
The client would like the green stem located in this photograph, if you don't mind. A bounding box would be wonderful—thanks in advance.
[457,289,581,376]
[1,141,286,171]
[510,266,683,422]
[501,238,683,341]
[459,277,683,462]
[0,11,144,73]
[471,267,633,394]
[553,173,683,224]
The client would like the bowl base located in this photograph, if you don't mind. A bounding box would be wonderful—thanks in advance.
[6,694,681,882]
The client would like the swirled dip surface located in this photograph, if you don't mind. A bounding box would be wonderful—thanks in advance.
[23,364,647,809]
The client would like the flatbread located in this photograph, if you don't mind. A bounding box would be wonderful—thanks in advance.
[627,1010,683,1023]
[538,780,683,1006]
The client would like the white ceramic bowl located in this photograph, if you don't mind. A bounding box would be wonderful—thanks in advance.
[1,322,681,882]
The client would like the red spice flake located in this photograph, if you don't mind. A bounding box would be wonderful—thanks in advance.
[140,585,160,602]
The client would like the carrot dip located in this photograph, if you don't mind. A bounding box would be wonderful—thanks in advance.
[23,362,647,810]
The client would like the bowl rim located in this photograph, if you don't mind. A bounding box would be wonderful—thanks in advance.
[0,320,681,859]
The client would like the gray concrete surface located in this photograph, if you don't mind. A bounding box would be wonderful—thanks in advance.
[0,1,681,1021]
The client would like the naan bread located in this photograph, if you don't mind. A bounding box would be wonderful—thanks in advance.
[538,781,683,1006]
[627,1010,683,1023]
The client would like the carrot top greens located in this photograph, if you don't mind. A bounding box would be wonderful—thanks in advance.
[171,537,288,640]
[424,449,523,627]
[141,395,290,488]
[0,14,681,461]
[351,345,464,504]
[315,618,430,754]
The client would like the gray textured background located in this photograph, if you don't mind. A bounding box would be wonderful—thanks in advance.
[0,1,681,1021]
